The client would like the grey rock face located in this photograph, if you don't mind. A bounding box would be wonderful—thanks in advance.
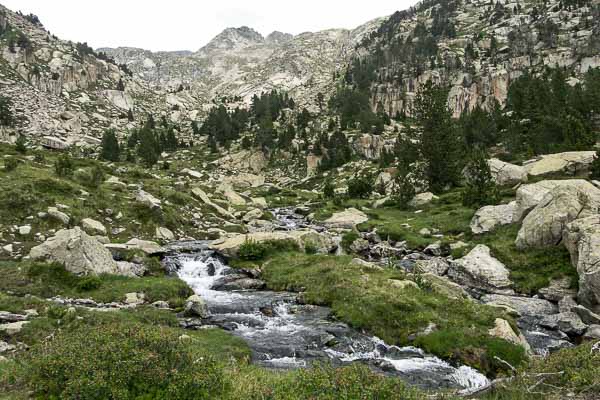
[448,245,512,293]
[470,202,517,234]
[29,227,119,276]
[515,185,600,249]
[563,216,600,309]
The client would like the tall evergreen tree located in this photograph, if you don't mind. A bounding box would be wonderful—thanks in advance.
[100,129,120,162]
[412,81,463,192]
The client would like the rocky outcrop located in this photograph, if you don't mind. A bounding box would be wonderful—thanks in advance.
[136,190,162,210]
[470,202,517,234]
[562,216,600,310]
[488,159,528,186]
[488,318,531,352]
[191,187,235,220]
[523,151,596,178]
[81,218,107,236]
[322,208,368,229]
[29,227,118,276]
[516,185,600,249]
[210,230,333,257]
[513,180,598,221]
[448,245,512,294]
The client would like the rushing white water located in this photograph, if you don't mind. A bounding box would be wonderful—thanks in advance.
[173,250,490,391]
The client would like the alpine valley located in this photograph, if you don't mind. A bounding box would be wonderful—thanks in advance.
[0,0,599,399]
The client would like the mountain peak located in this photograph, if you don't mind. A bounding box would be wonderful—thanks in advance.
[200,26,264,52]
[266,31,294,44]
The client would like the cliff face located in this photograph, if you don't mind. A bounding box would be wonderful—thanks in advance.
[356,0,600,118]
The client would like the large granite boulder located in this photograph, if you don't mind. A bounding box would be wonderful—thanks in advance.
[515,185,600,249]
[81,218,107,236]
[322,208,368,229]
[481,294,557,317]
[523,151,596,178]
[29,227,119,276]
[448,245,513,294]
[513,179,598,221]
[211,230,332,257]
[563,216,600,310]
[488,159,528,186]
[470,202,517,234]
[136,190,162,210]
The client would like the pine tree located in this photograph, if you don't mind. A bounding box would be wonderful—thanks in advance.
[100,129,120,162]
[137,127,159,167]
[15,135,27,154]
[413,81,464,192]
[462,149,499,207]
[117,79,125,91]
[127,109,134,122]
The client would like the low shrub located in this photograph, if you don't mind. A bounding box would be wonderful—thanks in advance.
[54,154,74,177]
[3,157,19,172]
[239,239,268,261]
[20,323,228,399]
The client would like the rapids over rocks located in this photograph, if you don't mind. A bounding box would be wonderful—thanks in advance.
[164,238,490,392]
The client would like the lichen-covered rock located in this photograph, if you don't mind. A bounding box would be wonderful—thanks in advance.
[470,202,517,234]
[29,228,118,276]
[135,190,162,210]
[448,245,512,293]
[81,218,107,236]
[563,216,600,309]
[523,151,596,178]
[514,179,598,221]
[515,185,600,249]
[488,159,528,186]
[322,208,368,229]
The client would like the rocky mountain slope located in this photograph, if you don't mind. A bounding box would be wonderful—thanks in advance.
[100,20,384,112]
[352,0,600,117]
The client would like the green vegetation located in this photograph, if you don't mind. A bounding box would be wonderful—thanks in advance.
[462,149,500,207]
[100,129,120,162]
[476,225,577,295]
[261,252,526,375]
[358,190,474,249]
[484,342,600,400]
[0,262,192,307]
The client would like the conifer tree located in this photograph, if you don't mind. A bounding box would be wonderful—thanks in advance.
[462,149,499,207]
[100,129,120,162]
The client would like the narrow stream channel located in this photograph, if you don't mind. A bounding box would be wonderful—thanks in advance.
[166,247,490,392]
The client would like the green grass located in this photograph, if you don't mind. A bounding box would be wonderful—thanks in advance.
[261,252,526,376]
[356,190,475,249]
[473,225,577,295]
[0,262,192,307]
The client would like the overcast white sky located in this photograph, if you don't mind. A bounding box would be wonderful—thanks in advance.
[1,0,418,52]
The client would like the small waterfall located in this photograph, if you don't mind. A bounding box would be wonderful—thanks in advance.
[169,248,490,392]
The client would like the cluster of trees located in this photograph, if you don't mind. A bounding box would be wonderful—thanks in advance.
[100,115,184,167]
[503,67,600,156]
[198,90,310,153]
[314,130,353,171]
[328,87,386,134]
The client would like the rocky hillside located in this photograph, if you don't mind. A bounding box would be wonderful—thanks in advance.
[100,20,383,112]
[350,0,600,117]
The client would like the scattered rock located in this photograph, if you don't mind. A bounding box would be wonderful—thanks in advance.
[18,225,32,236]
[409,192,438,208]
[47,206,70,225]
[540,312,587,336]
[523,151,596,178]
[29,227,119,276]
[135,190,162,210]
[0,321,29,335]
[322,208,368,229]
[415,257,449,276]
[184,295,209,318]
[155,227,175,242]
[514,179,597,221]
[539,277,577,302]
[488,318,531,352]
[470,202,516,234]
[192,187,235,219]
[81,218,107,236]
[421,273,470,300]
[515,185,600,249]
[448,245,513,293]
[562,216,600,309]
[124,292,145,306]
[481,294,557,317]
[389,280,419,290]
[488,158,528,186]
